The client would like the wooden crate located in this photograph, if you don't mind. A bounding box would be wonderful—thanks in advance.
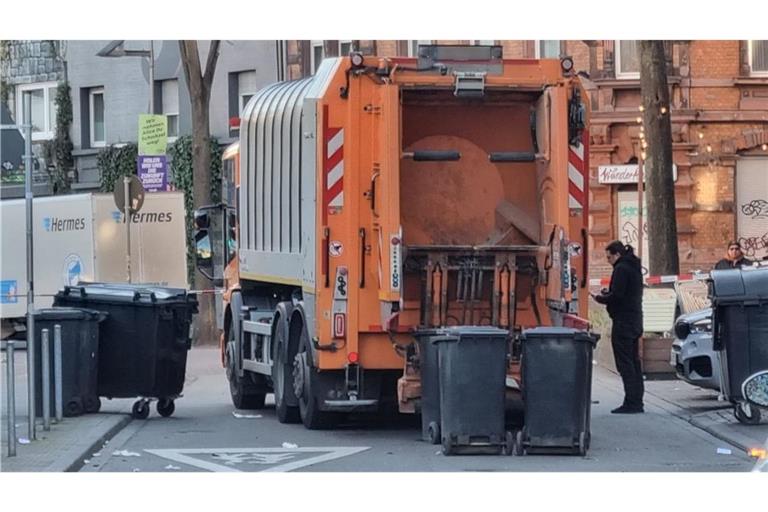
[641,336,676,379]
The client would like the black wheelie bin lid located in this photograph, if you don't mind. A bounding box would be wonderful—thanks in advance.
[521,327,599,345]
[709,267,768,307]
[56,283,197,310]
[421,326,510,344]
[34,307,107,322]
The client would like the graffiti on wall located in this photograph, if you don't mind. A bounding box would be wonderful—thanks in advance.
[738,232,768,258]
[741,199,768,219]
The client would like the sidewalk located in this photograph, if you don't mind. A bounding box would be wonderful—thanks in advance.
[1,347,133,472]
[2,347,766,472]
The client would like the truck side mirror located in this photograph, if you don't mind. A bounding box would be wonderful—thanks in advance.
[195,229,215,281]
[194,210,210,230]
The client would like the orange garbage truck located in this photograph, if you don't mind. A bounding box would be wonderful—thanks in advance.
[194,45,591,429]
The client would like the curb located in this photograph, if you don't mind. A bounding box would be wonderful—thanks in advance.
[688,412,757,454]
[58,415,133,473]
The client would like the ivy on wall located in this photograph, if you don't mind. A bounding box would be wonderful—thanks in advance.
[168,136,223,284]
[42,81,74,193]
[97,143,139,193]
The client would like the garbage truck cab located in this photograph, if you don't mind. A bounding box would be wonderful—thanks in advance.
[194,45,591,429]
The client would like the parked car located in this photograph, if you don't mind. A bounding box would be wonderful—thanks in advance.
[670,308,721,391]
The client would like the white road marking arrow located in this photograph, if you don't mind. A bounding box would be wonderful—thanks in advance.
[144,446,370,472]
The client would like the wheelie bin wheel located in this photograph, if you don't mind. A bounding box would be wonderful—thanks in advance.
[65,400,84,417]
[132,400,150,420]
[84,396,102,413]
[157,398,175,418]
[428,422,441,445]
[577,431,588,456]
[513,430,525,456]
[504,431,515,456]
[441,435,455,456]
[734,402,762,425]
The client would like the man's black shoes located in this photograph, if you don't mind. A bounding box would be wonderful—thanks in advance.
[611,405,644,414]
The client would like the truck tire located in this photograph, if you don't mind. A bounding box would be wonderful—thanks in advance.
[294,333,335,430]
[225,326,266,410]
[272,319,300,423]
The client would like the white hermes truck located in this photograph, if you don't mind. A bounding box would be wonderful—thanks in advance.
[0,191,188,339]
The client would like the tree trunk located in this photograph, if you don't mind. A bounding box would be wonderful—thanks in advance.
[640,41,679,276]
[180,40,220,346]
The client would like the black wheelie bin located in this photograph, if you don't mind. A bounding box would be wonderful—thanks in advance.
[710,267,768,425]
[433,326,511,455]
[516,327,599,456]
[54,283,198,419]
[414,329,445,444]
[33,307,106,417]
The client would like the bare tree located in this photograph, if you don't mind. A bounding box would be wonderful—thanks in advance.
[640,41,679,276]
[179,40,220,345]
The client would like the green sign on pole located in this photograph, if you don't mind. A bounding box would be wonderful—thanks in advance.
[138,114,168,156]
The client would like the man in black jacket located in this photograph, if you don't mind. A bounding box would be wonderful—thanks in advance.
[714,241,753,270]
[592,240,645,414]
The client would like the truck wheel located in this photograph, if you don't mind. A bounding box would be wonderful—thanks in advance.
[225,328,266,410]
[272,320,300,424]
[294,335,335,430]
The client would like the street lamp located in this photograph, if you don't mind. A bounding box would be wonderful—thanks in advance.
[96,40,155,114]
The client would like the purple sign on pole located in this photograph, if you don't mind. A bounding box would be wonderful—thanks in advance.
[137,155,168,192]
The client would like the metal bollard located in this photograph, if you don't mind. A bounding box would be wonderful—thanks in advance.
[27,311,36,440]
[41,329,51,431]
[6,339,17,457]
[54,325,63,422]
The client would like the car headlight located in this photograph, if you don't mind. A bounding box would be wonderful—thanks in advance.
[690,320,712,334]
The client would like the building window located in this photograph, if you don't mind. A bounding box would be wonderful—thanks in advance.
[616,40,640,79]
[311,41,324,74]
[238,71,257,114]
[160,80,179,139]
[471,40,496,46]
[749,40,768,76]
[535,40,561,59]
[89,88,105,148]
[16,82,57,141]
[339,40,353,56]
[408,40,433,57]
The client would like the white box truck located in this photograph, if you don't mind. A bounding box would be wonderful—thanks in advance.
[1,192,187,337]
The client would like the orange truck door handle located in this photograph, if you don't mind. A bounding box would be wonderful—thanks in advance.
[359,228,366,288]
[370,172,380,217]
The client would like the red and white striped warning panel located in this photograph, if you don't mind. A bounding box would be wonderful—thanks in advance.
[568,130,589,221]
[323,105,344,222]
[589,272,710,287]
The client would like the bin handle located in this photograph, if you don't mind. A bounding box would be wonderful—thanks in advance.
[132,290,157,303]
[63,285,87,298]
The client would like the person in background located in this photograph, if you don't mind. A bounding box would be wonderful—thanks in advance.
[714,242,753,270]
[591,240,645,414]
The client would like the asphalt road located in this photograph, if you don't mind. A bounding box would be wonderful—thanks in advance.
[78,348,755,473]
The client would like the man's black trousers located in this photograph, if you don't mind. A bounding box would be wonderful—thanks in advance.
[611,321,645,408]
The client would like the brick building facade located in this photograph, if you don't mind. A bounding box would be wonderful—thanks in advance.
[285,40,768,279]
